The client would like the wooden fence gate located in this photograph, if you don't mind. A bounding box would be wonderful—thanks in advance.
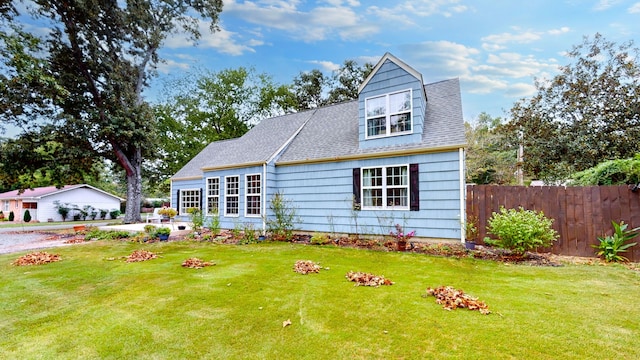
[466,185,640,262]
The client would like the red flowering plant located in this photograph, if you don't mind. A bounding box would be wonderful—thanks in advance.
[390,224,416,244]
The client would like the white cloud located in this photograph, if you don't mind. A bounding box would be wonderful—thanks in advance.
[155,58,192,74]
[593,0,623,11]
[629,2,640,13]
[547,27,570,35]
[482,31,542,45]
[307,60,340,72]
[224,0,377,41]
[163,21,260,56]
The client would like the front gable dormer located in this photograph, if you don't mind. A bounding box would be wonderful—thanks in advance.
[358,53,427,149]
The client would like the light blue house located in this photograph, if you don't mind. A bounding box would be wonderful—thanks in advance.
[170,53,467,241]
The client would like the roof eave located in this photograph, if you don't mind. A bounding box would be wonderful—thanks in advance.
[276,143,466,167]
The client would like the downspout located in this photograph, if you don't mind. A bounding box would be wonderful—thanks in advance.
[262,162,267,235]
[459,147,466,243]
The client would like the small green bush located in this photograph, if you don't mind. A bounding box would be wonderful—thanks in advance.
[109,209,121,220]
[485,207,559,255]
[84,228,131,241]
[310,233,331,245]
[23,210,31,222]
[8,211,14,221]
[592,220,639,262]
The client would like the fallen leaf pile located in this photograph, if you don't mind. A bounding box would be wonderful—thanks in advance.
[425,286,490,315]
[345,271,394,286]
[64,236,86,244]
[182,257,215,269]
[126,249,157,262]
[12,252,61,266]
[294,260,321,274]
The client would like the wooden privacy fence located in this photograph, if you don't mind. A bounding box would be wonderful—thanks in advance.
[466,185,640,262]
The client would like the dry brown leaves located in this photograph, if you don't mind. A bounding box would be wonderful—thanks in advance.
[345,271,394,286]
[126,249,157,262]
[425,286,490,315]
[64,236,86,244]
[13,251,61,266]
[294,260,322,274]
[182,257,215,269]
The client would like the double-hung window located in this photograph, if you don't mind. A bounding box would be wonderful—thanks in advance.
[362,165,409,210]
[179,189,201,215]
[3,200,9,212]
[245,174,261,216]
[365,89,412,138]
[206,177,220,215]
[225,176,239,216]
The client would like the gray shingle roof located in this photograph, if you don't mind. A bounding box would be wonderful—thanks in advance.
[277,78,466,163]
[172,78,466,178]
[171,111,313,179]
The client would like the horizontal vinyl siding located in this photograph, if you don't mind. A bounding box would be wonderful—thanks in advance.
[275,150,462,240]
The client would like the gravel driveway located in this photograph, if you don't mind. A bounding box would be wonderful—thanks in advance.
[0,231,74,255]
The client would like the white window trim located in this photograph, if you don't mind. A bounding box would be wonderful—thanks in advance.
[3,200,9,212]
[205,177,220,216]
[244,173,262,217]
[365,88,413,139]
[179,188,201,216]
[361,164,410,211]
[224,175,240,217]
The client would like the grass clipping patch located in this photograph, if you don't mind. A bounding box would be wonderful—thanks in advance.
[13,251,61,266]
[425,286,490,315]
[182,257,215,269]
[294,260,322,274]
[126,250,157,263]
[346,271,394,286]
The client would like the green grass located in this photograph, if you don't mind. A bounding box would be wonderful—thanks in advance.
[0,219,112,228]
[1,241,639,359]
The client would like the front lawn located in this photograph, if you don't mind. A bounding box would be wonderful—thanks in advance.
[1,241,638,359]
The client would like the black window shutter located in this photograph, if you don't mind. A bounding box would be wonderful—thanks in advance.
[352,168,361,210]
[410,164,419,211]
[199,188,203,210]
[176,189,180,214]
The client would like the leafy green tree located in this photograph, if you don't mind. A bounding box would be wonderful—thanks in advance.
[465,112,516,184]
[503,33,640,181]
[570,155,640,185]
[291,59,373,111]
[291,69,328,111]
[327,60,374,104]
[150,67,294,189]
[0,0,223,223]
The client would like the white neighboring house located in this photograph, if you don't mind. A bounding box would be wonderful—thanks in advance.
[0,184,124,222]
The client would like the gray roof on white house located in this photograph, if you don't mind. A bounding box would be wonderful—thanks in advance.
[277,78,466,163]
[172,78,465,178]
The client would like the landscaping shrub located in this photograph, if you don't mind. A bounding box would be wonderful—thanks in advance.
[109,209,121,220]
[53,201,71,221]
[484,207,559,254]
[8,211,14,221]
[84,228,132,241]
[593,220,639,262]
[187,208,204,233]
[23,209,31,222]
[266,191,299,241]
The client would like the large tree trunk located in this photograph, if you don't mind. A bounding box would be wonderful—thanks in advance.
[124,163,143,223]
[113,142,143,223]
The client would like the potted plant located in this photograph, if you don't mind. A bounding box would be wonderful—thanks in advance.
[390,224,415,251]
[154,227,171,241]
[464,215,478,250]
[158,207,177,222]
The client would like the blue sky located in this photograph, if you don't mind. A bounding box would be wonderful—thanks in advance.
[151,0,640,123]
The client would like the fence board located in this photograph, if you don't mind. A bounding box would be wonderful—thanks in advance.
[466,185,640,262]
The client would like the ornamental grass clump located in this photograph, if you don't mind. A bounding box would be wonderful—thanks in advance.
[485,207,559,255]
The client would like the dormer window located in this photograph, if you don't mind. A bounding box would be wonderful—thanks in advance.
[365,89,412,138]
